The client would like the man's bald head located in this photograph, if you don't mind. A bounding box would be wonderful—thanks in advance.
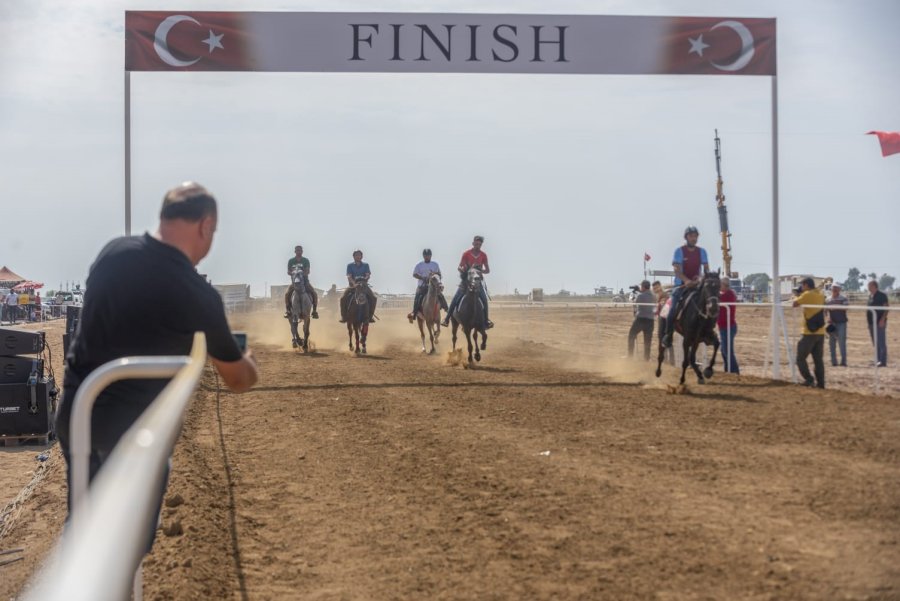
[160,182,217,222]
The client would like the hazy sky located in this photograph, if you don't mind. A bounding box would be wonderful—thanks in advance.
[1,0,898,296]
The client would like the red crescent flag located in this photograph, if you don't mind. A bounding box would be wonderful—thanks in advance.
[644,253,652,262]
[867,131,900,157]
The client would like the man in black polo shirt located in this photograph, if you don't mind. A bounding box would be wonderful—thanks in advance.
[867,280,889,367]
[55,182,258,547]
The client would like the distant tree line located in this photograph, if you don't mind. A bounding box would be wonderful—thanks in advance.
[740,270,894,293]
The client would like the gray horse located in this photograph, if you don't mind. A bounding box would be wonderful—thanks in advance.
[450,268,487,364]
[290,268,312,352]
[416,273,443,354]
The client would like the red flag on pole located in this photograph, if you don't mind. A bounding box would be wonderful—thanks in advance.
[644,253,652,262]
[867,131,900,157]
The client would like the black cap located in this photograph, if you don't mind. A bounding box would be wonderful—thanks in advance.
[423,248,432,255]
[801,277,815,288]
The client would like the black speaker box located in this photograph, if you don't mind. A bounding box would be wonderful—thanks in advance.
[0,328,45,355]
[66,306,82,335]
[0,356,44,383]
[0,378,56,437]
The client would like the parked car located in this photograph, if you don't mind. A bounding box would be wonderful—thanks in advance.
[55,290,84,307]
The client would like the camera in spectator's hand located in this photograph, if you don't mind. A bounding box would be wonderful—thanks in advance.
[794,286,803,295]
[629,285,640,293]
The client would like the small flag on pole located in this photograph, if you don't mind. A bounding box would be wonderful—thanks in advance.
[866,131,900,157]
[644,253,652,262]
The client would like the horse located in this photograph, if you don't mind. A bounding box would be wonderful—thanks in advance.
[416,273,443,354]
[289,269,312,352]
[344,277,370,355]
[656,271,721,384]
[450,268,488,364]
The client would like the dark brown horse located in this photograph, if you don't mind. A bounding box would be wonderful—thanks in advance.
[450,268,487,364]
[655,271,721,384]
[344,278,369,355]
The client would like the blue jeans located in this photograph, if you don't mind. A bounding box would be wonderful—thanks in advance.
[447,287,489,321]
[868,322,888,366]
[828,321,847,365]
[718,325,739,373]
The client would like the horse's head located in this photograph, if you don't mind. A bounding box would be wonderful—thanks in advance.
[466,267,484,292]
[291,267,306,287]
[352,277,368,304]
[428,272,443,291]
[701,271,721,316]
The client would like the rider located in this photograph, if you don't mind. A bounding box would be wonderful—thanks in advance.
[441,235,493,329]
[340,249,377,324]
[662,225,709,347]
[284,245,319,319]
[408,248,449,323]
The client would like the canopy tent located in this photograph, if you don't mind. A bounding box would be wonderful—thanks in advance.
[12,281,44,291]
[0,266,26,284]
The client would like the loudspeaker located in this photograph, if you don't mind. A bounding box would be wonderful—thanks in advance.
[0,356,44,383]
[0,328,45,355]
[0,378,56,437]
[66,306,82,335]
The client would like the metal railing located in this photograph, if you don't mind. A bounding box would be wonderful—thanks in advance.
[23,333,207,601]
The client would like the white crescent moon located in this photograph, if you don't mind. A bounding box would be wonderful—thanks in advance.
[154,15,202,67]
[710,20,755,72]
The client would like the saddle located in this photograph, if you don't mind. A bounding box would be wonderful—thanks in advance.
[673,289,700,324]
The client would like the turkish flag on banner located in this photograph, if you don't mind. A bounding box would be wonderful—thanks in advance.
[664,18,776,75]
[126,12,254,71]
[644,253,652,262]
[867,131,900,157]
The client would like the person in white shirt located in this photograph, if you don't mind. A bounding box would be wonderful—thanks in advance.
[408,248,448,323]
[5,291,19,324]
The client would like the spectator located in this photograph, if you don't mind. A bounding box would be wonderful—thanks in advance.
[825,282,849,367]
[627,281,655,360]
[55,182,258,553]
[5,289,18,324]
[866,280,889,367]
[717,278,739,374]
[652,281,674,365]
[792,277,826,388]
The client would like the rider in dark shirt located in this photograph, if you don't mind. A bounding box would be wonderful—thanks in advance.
[284,245,319,319]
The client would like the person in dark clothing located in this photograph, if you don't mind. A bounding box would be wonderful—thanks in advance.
[627,281,655,360]
[866,280,889,367]
[55,182,258,552]
[825,282,849,367]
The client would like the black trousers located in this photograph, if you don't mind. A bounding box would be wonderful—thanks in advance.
[796,334,825,388]
[628,317,655,360]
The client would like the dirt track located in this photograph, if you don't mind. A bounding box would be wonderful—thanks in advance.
[3,310,900,600]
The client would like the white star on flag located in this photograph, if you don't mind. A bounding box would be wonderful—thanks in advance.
[202,30,224,53]
[688,34,709,57]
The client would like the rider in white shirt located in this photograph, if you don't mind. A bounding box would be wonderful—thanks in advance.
[408,248,448,323]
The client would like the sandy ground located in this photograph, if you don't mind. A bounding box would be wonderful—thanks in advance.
[1,307,899,600]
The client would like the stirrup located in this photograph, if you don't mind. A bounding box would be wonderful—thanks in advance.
[283,311,290,319]
[662,333,673,348]
[312,310,319,319]
[485,320,494,329]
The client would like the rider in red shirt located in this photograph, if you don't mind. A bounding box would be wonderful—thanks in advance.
[441,235,493,329]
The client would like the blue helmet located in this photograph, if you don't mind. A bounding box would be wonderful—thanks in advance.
[684,225,699,238]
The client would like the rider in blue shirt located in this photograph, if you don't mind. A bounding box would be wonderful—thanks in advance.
[340,250,377,323]
[662,225,709,347]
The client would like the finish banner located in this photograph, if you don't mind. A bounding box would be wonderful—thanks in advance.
[125,12,776,75]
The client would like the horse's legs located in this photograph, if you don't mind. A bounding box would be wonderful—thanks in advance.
[348,322,354,352]
[480,330,487,351]
[290,318,299,348]
[451,320,459,351]
[465,327,474,364]
[689,342,705,384]
[703,332,719,379]
[418,317,427,353]
[473,331,481,362]
[360,322,368,354]
[679,338,692,384]
[303,317,310,351]
[655,338,667,377]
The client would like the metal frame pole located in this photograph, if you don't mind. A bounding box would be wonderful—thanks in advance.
[770,74,783,378]
[125,71,132,236]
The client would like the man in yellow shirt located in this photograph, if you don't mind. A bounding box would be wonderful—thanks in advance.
[792,277,826,388]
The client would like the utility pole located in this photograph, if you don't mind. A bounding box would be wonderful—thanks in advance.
[714,130,734,278]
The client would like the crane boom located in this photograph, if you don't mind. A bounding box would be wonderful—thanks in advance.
[714,129,734,278]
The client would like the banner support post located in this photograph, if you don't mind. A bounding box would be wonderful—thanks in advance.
[125,71,132,237]
[770,73,785,378]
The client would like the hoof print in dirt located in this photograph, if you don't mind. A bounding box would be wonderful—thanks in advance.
[162,519,184,537]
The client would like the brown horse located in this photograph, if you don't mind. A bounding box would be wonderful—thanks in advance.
[416,273,443,354]
[344,278,370,355]
[655,271,721,384]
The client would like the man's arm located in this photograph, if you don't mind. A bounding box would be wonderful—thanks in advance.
[211,352,258,393]
[482,257,490,275]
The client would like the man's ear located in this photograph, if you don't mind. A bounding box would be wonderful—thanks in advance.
[200,215,215,239]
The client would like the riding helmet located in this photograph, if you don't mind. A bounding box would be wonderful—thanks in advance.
[684,225,699,238]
